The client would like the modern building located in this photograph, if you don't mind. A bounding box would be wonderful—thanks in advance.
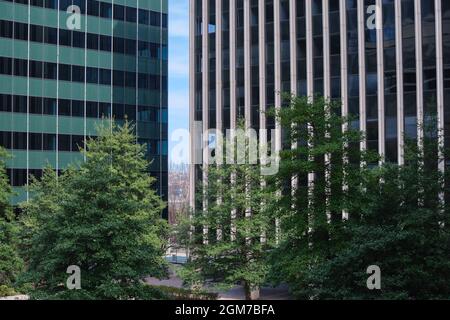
[189,0,450,208]
[0,0,168,216]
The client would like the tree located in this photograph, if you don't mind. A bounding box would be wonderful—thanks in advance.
[19,122,168,300]
[292,126,450,299]
[0,147,24,295]
[270,95,450,299]
[267,95,376,298]
[179,123,276,300]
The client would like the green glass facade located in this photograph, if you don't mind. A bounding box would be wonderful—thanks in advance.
[0,0,168,216]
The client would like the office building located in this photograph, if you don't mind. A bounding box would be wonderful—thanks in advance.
[0,0,168,214]
[189,0,450,208]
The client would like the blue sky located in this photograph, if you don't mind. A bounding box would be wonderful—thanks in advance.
[168,0,189,165]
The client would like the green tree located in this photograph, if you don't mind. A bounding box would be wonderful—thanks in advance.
[292,128,450,299]
[19,122,168,300]
[0,147,24,295]
[180,123,276,300]
[270,95,450,299]
[267,95,376,298]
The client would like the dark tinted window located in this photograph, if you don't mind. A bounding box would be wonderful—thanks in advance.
[14,59,28,77]
[0,20,13,38]
[29,97,43,114]
[0,94,12,112]
[58,135,71,152]
[100,2,112,18]
[72,65,85,82]
[59,99,71,116]
[0,132,11,149]
[44,62,57,79]
[71,135,84,152]
[99,103,111,118]
[43,98,56,115]
[59,29,71,46]
[0,57,12,75]
[114,4,125,20]
[13,132,27,150]
[99,69,111,85]
[59,64,71,81]
[86,101,98,118]
[86,67,98,84]
[100,35,111,51]
[71,100,84,117]
[30,60,43,78]
[43,133,56,151]
[13,95,27,113]
[29,133,42,151]
[72,31,85,48]
[14,22,28,41]
[126,6,137,22]
[87,1,99,16]
[44,27,57,44]
[139,9,149,24]
[30,25,43,42]
[87,33,99,50]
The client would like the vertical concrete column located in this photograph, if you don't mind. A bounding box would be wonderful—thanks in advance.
[216,0,223,136]
[56,0,61,175]
[244,0,251,129]
[243,1,253,233]
[340,0,348,120]
[26,1,30,200]
[258,0,267,244]
[340,0,349,220]
[274,0,282,152]
[274,0,282,243]
[306,1,314,98]
[230,0,237,130]
[189,0,196,210]
[305,0,314,228]
[229,0,237,242]
[436,0,445,173]
[289,0,298,197]
[259,0,266,132]
[201,0,210,245]
[376,0,386,159]
[395,0,405,165]
[323,0,331,221]
[216,0,224,241]
[323,0,331,98]
[290,0,297,95]
[85,0,89,158]
[358,0,367,151]
[111,0,114,132]
[415,0,424,148]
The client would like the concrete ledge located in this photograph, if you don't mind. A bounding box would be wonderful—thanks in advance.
[0,295,29,300]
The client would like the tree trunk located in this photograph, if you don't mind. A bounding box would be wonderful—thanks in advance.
[244,282,260,300]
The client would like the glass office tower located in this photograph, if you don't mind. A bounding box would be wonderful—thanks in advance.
[189,0,450,209]
[0,0,168,217]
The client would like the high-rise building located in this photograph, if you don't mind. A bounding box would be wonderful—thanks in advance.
[189,0,450,208]
[0,0,168,215]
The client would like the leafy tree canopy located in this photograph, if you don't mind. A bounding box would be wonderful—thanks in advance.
[19,122,168,300]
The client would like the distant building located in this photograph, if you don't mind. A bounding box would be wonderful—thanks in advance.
[169,163,189,225]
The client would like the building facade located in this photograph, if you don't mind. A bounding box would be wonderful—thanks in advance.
[0,0,168,214]
[189,0,450,208]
